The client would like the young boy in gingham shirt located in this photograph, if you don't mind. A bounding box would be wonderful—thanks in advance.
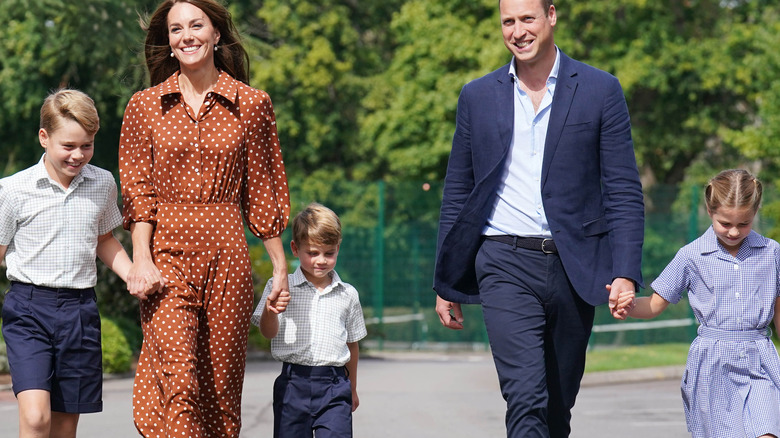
[252,202,367,438]
[0,89,139,438]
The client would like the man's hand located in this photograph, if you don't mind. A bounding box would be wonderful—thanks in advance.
[435,295,464,330]
[607,277,635,319]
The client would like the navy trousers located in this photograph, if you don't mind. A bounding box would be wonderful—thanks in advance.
[272,362,353,438]
[476,239,595,438]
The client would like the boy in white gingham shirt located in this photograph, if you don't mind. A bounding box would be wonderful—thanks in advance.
[0,89,139,438]
[251,202,366,438]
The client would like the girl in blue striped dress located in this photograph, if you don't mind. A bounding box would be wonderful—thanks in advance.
[613,169,780,438]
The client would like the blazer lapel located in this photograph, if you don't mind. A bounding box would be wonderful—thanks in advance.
[542,53,577,188]
[495,66,514,160]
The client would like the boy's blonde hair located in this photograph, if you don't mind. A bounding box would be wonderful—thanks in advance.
[40,89,100,136]
[292,203,342,246]
[705,169,762,214]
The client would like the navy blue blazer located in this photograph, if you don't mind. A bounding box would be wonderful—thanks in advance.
[434,52,644,306]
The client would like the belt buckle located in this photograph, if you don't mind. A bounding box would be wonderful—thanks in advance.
[541,238,555,254]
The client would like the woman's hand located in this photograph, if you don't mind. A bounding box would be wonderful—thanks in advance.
[127,258,164,300]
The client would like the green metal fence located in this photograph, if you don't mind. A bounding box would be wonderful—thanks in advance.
[258,180,770,351]
[1,180,773,351]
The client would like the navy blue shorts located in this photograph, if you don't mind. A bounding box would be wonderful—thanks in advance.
[273,362,353,438]
[1,282,103,413]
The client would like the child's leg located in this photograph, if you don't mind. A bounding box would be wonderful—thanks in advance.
[17,389,52,438]
[49,412,79,438]
[311,373,353,438]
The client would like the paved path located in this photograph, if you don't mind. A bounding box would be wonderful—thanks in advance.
[0,352,689,437]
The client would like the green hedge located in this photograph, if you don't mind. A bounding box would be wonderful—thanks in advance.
[102,317,133,374]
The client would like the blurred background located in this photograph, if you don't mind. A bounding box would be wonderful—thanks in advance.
[3,0,780,373]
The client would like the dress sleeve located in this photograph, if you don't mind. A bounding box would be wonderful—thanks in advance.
[118,92,157,230]
[242,92,290,239]
[650,248,691,305]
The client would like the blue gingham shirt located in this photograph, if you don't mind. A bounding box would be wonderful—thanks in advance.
[0,155,122,288]
[251,267,367,366]
[652,227,780,331]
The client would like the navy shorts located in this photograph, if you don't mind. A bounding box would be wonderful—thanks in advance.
[273,362,353,438]
[1,282,103,413]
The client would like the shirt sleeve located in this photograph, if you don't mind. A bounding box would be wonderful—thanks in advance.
[241,92,290,239]
[250,277,274,328]
[118,91,157,229]
[345,286,368,343]
[0,181,16,245]
[650,248,691,305]
[97,174,123,235]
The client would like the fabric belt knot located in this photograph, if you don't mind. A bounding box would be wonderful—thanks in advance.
[485,235,557,254]
[697,325,771,342]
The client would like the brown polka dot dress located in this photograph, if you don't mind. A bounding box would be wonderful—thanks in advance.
[119,71,290,438]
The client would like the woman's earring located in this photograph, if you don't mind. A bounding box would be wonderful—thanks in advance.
[170,51,175,58]
[214,45,219,52]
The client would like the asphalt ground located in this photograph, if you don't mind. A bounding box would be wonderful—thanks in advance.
[0,352,690,437]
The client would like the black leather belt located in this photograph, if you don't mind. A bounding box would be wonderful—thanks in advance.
[485,235,557,254]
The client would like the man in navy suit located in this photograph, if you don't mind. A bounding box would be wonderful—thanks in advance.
[433,0,644,436]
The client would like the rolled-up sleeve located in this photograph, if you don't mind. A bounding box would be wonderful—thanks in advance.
[118,92,158,229]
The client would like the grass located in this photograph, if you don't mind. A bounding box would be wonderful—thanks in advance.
[584,343,691,373]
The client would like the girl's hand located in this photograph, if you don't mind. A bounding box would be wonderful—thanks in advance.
[606,284,636,320]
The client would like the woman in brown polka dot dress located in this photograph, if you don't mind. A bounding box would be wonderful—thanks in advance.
[118,1,290,436]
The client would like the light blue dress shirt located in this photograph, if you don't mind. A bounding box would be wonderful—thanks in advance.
[484,48,560,238]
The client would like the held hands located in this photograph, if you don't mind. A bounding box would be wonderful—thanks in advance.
[127,258,165,300]
[606,283,636,320]
[266,289,290,314]
[265,271,290,314]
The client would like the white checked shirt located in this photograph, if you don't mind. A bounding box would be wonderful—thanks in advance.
[0,155,123,288]
[251,267,367,366]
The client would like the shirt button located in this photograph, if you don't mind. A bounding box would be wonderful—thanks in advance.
[735,293,740,298]
[733,264,739,270]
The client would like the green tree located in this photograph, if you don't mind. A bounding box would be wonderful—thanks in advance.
[359,0,502,182]
[251,0,405,182]
[0,0,154,176]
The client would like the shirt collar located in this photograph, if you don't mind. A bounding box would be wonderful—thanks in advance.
[290,266,344,292]
[508,45,560,84]
[700,226,767,255]
[159,70,239,105]
[34,153,94,188]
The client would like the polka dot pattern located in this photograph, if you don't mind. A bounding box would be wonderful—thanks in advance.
[118,71,290,438]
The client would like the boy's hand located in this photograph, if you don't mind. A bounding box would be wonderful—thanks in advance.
[606,284,636,320]
[266,289,290,314]
[352,390,359,412]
